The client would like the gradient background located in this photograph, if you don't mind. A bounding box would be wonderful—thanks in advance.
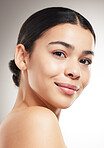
[0,0,104,147]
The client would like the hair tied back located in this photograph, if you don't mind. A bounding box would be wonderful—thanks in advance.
[9,59,20,86]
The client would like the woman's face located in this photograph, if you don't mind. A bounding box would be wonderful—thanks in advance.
[27,23,94,109]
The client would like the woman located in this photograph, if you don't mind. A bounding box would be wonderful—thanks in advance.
[0,7,95,148]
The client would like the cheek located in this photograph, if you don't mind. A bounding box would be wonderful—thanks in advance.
[27,56,62,90]
[81,68,91,88]
[38,58,61,78]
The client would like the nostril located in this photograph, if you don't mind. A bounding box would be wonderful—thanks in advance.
[68,73,73,77]
[68,73,80,80]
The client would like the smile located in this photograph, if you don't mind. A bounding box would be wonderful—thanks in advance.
[55,82,79,95]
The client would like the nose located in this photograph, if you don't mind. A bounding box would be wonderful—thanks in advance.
[64,59,81,80]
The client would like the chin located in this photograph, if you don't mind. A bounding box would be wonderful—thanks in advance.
[62,95,78,109]
[56,100,75,109]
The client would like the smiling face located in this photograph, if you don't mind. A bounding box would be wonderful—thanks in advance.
[26,23,94,109]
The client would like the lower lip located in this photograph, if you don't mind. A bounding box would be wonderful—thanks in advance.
[57,85,76,95]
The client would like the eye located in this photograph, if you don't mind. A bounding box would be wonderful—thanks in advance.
[53,51,66,58]
[80,58,92,65]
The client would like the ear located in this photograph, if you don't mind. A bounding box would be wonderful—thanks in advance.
[15,44,29,70]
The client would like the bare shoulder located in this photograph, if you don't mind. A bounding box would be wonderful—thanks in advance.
[0,106,66,148]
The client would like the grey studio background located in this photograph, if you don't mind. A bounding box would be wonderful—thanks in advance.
[0,0,104,148]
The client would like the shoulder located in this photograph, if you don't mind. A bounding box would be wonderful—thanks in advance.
[25,106,57,121]
[19,106,59,128]
[0,106,66,148]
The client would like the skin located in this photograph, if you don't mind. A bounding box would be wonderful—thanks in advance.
[0,23,95,148]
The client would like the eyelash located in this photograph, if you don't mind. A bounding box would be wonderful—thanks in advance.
[53,51,66,58]
[52,51,92,65]
[80,58,92,65]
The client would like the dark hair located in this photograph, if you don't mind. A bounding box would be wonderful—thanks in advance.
[9,7,96,87]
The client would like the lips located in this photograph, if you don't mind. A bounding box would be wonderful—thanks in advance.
[55,82,79,95]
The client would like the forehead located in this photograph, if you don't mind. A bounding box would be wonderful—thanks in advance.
[40,23,94,49]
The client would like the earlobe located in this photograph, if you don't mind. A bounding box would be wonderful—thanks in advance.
[15,44,29,70]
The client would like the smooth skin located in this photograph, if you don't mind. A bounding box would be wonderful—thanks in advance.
[0,23,94,148]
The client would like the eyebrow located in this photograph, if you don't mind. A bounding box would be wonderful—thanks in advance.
[48,41,74,50]
[82,50,94,56]
[48,41,94,56]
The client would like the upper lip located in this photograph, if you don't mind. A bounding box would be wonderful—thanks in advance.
[55,82,79,91]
